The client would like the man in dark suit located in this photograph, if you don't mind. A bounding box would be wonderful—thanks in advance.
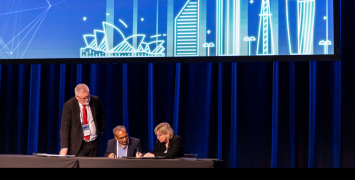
[59,83,106,157]
[104,125,143,158]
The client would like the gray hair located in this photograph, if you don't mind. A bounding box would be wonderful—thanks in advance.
[75,84,90,96]
[113,125,127,136]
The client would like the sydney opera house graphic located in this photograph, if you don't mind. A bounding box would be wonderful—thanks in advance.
[80,22,165,58]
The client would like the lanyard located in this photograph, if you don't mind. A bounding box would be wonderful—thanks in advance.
[116,140,128,158]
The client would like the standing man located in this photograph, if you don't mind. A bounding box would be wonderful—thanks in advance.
[59,83,106,157]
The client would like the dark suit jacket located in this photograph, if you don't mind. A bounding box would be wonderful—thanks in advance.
[60,96,106,156]
[151,135,184,159]
[104,137,142,157]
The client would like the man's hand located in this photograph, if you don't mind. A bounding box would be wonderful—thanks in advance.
[136,152,143,157]
[59,149,68,155]
[143,152,155,157]
[108,153,116,158]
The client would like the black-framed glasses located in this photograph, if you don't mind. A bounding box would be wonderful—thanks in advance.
[116,134,128,140]
[77,94,91,101]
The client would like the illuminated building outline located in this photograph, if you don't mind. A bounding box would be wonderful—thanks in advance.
[286,0,317,55]
[216,0,244,56]
[80,22,165,58]
[256,0,275,55]
[174,0,200,57]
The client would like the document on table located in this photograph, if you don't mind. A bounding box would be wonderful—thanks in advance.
[32,153,76,157]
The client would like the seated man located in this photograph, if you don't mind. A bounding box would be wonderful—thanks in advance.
[104,125,143,158]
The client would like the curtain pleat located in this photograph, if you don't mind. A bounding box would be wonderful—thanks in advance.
[122,63,129,130]
[4,65,16,153]
[45,65,59,153]
[217,62,223,161]
[332,61,341,168]
[173,63,180,135]
[17,65,28,154]
[148,63,154,151]
[308,61,317,168]
[271,62,279,168]
[27,64,41,154]
[289,62,296,168]
[229,62,237,168]
[58,64,66,153]
[76,64,83,84]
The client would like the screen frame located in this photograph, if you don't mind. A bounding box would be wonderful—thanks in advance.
[0,0,340,65]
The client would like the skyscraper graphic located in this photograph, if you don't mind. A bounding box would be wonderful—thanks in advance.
[256,0,275,55]
[297,0,315,54]
[216,0,223,56]
[286,0,316,55]
[216,0,247,56]
[174,0,199,56]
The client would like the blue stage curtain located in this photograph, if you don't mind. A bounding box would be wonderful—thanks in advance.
[229,62,237,168]
[148,63,154,151]
[0,62,346,168]
[0,1,352,168]
[173,63,181,136]
[271,62,279,168]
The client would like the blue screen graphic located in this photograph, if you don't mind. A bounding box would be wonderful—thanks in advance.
[0,0,334,60]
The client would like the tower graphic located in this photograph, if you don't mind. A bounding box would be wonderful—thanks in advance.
[286,0,316,55]
[297,0,315,54]
[216,0,245,56]
[256,0,275,55]
[174,0,199,56]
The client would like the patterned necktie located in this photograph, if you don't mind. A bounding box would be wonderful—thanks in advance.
[82,105,89,140]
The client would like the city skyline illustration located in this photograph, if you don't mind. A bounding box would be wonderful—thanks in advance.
[0,0,334,59]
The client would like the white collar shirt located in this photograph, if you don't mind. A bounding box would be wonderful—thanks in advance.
[78,103,97,142]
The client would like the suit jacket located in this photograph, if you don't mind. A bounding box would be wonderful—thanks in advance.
[60,95,106,156]
[151,135,184,159]
[104,137,142,157]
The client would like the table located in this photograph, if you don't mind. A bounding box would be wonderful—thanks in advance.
[77,157,224,168]
[0,155,224,168]
[0,155,78,168]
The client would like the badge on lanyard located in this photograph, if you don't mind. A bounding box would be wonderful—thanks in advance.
[80,109,90,137]
[82,124,90,136]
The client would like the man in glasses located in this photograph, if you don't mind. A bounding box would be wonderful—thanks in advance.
[104,125,143,158]
[59,83,106,157]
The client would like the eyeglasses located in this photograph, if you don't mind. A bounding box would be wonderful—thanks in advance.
[116,134,128,140]
[155,133,166,138]
[77,94,91,101]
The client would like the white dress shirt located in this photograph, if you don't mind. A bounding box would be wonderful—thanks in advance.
[79,103,97,142]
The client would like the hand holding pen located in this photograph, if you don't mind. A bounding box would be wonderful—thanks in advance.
[136,147,143,157]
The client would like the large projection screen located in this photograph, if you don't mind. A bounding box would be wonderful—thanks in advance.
[0,0,340,64]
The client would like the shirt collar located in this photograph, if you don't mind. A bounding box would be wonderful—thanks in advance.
[78,102,89,107]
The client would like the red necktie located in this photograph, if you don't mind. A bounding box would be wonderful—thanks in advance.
[83,105,89,140]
